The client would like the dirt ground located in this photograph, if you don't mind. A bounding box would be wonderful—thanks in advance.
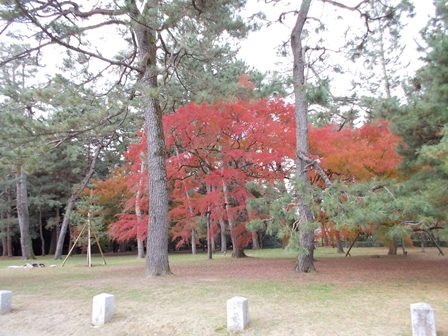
[0,247,447,336]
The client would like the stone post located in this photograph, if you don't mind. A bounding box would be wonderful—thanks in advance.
[410,302,437,336]
[0,290,12,314]
[227,296,249,332]
[92,293,115,326]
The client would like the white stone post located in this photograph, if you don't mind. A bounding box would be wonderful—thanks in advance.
[0,290,12,314]
[410,302,437,336]
[227,296,249,332]
[91,293,115,326]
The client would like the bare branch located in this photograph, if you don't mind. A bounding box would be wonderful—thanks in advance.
[7,0,141,73]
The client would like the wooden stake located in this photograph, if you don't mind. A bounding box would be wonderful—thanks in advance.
[61,224,87,267]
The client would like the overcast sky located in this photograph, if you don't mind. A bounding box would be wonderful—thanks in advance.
[239,0,434,76]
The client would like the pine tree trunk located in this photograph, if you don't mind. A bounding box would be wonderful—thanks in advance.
[54,196,76,259]
[291,0,315,273]
[1,210,6,257]
[387,240,397,255]
[16,166,34,259]
[49,208,60,255]
[143,95,171,275]
[420,232,425,253]
[335,230,344,254]
[128,0,171,277]
[1,237,6,257]
[6,189,13,257]
[39,209,46,256]
[219,217,227,253]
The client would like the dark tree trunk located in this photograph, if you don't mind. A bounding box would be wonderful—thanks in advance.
[222,180,246,258]
[420,232,425,252]
[1,236,6,257]
[387,240,397,255]
[49,229,57,255]
[129,0,171,276]
[49,208,60,255]
[291,0,315,273]
[16,166,34,259]
[6,189,13,257]
[38,209,46,256]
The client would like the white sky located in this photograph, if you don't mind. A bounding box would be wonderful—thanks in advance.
[239,0,434,80]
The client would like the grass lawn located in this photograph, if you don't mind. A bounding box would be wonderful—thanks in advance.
[0,247,447,336]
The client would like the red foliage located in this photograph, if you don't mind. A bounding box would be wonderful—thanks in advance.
[108,98,400,250]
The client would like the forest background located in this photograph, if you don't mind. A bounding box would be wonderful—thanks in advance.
[0,0,447,275]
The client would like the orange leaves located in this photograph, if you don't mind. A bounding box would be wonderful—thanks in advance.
[309,120,401,181]
[107,97,402,248]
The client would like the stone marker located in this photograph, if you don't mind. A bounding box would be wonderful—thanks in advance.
[227,296,249,332]
[410,302,437,336]
[92,293,115,326]
[0,290,12,314]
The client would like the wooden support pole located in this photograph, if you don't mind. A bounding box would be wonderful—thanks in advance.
[345,233,360,257]
[92,230,107,265]
[61,224,87,267]
[424,230,444,256]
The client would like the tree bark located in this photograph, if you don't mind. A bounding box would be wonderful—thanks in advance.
[335,230,344,253]
[387,239,397,255]
[16,165,34,259]
[38,208,46,256]
[191,229,197,255]
[54,144,103,259]
[251,231,260,249]
[49,207,60,255]
[207,213,212,259]
[291,0,315,273]
[135,158,145,259]
[130,0,171,276]
[222,179,246,258]
[219,217,227,253]
[6,189,13,257]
